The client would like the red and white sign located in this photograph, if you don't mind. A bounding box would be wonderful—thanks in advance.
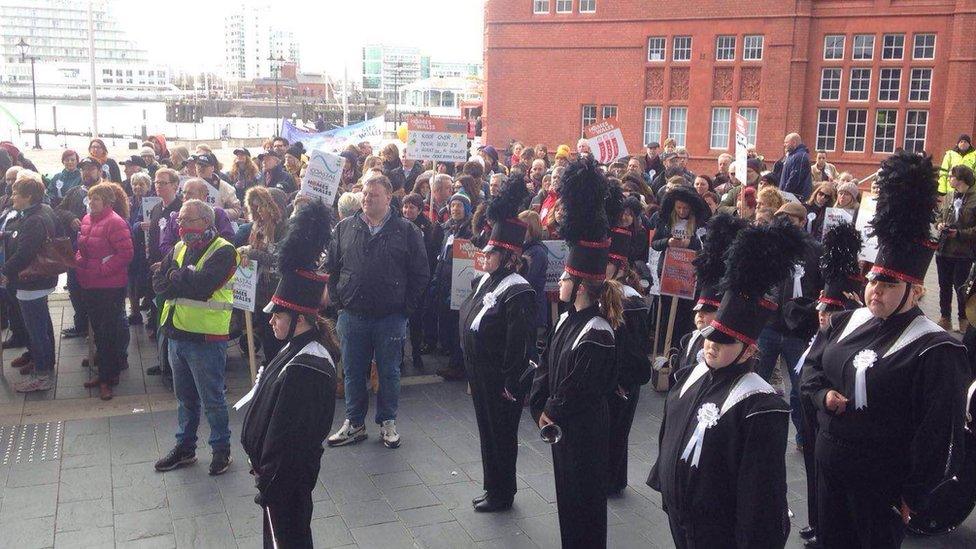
[584,119,629,164]
[407,116,469,163]
[734,113,748,184]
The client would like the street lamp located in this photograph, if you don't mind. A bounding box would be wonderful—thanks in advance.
[16,38,41,150]
[267,54,285,126]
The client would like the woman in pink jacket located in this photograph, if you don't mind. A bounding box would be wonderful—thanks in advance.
[76,182,133,400]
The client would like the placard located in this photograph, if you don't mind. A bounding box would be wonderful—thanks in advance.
[543,240,570,292]
[584,119,629,164]
[822,207,854,238]
[647,229,661,296]
[659,247,697,300]
[780,191,801,204]
[301,149,344,205]
[141,196,162,218]
[450,239,486,310]
[855,193,878,263]
[734,113,748,185]
[233,263,257,312]
[407,116,469,163]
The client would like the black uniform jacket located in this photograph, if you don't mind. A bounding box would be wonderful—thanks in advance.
[616,285,652,387]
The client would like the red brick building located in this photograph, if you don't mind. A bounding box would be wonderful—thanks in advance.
[484,0,976,175]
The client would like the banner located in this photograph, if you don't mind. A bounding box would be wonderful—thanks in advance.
[856,193,879,263]
[734,113,748,184]
[280,117,385,153]
[822,207,854,238]
[543,240,570,292]
[233,263,258,312]
[659,247,697,300]
[450,239,486,310]
[407,116,469,163]
[584,119,629,164]
[300,150,344,204]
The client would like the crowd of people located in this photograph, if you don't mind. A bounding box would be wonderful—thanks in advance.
[0,126,974,548]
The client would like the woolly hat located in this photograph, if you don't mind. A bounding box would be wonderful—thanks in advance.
[555,145,571,159]
[265,199,332,315]
[449,192,472,216]
[837,181,859,200]
[285,142,305,160]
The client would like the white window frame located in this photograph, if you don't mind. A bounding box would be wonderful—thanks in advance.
[878,68,901,102]
[647,37,666,62]
[533,0,550,14]
[673,36,692,62]
[601,105,617,121]
[909,68,932,102]
[852,34,874,60]
[817,109,838,152]
[581,104,597,135]
[710,107,732,149]
[555,0,572,13]
[715,35,736,61]
[738,107,759,145]
[743,35,764,61]
[579,0,595,13]
[904,110,928,153]
[844,109,868,153]
[874,109,898,154]
[644,106,663,146]
[882,34,905,60]
[849,68,871,102]
[668,107,688,147]
[824,35,845,60]
[913,33,936,60]
[820,68,842,101]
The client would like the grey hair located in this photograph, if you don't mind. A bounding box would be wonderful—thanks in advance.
[182,177,209,199]
[5,166,22,179]
[432,173,453,192]
[131,172,152,189]
[182,199,215,227]
[337,192,363,219]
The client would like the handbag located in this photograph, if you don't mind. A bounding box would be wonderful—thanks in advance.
[18,237,76,280]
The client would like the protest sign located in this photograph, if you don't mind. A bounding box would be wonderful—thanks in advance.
[659,247,697,300]
[543,240,570,292]
[856,193,879,262]
[233,263,258,312]
[822,207,854,238]
[450,239,486,310]
[407,116,469,163]
[280,117,384,153]
[780,191,801,204]
[584,119,629,164]
[647,230,662,296]
[141,196,162,218]
[301,149,344,204]
[734,113,748,184]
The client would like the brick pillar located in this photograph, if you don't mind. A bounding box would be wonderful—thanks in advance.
[939,0,976,151]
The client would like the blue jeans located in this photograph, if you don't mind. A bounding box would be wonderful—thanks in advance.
[168,339,230,452]
[19,295,54,375]
[336,311,407,426]
[756,326,807,444]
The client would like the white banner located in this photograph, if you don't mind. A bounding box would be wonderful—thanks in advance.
[822,207,854,238]
[543,240,570,292]
[734,113,748,185]
[856,194,879,263]
[407,116,469,163]
[233,263,258,312]
[301,149,344,205]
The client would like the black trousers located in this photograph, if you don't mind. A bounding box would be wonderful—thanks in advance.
[606,385,640,492]
[816,432,906,549]
[936,255,973,321]
[263,490,313,549]
[552,399,609,549]
[800,394,820,530]
[468,368,522,499]
[81,287,126,381]
[1,288,27,343]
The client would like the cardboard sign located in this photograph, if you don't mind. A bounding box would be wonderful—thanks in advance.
[407,116,469,163]
[233,263,257,312]
[141,196,162,218]
[734,113,748,184]
[659,247,697,300]
[543,240,570,292]
[856,193,879,263]
[822,207,854,238]
[301,149,344,205]
[584,119,629,164]
[450,239,487,310]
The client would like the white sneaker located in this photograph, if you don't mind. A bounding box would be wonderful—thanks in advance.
[380,420,400,449]
[327,420,367,447]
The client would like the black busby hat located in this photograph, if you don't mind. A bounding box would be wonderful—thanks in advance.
[819,222,864,312]
[484,172,530,254]
[705,218,805,346]
[868,151,938,284]
[693,213,748,312]
[562,157,610,281]
[264,199,332,316]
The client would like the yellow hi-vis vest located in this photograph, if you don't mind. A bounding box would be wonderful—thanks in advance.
[161,237,238,337]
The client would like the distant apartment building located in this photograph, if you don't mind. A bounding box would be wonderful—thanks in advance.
[224,4,300,81]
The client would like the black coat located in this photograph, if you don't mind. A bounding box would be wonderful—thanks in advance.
[616,286,652,387]
[3,203,59,291]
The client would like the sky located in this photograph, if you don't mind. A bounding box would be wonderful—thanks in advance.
[111,0,486,78]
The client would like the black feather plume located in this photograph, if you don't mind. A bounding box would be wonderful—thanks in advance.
[276,199,332,272]
[820,222,862,283]
[693,213,748,288]
[560,157,608,244]
[605,183,625,227]
[487,171,529,223]
[869,151,937,248]
[719,217,805,299]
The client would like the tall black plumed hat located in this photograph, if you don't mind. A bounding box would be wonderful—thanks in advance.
[868,151,938,284]
[706,217,806,346]
[605,183,632,264]
[561,157,610,281]
[693,213,748,312]
[264,199,332,315]
[819,222,864,312]
[484,171,530,254]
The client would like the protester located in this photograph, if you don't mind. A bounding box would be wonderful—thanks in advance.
[257,152,296,193]
[519,210,548,346]
[780,133,813,201]
[644,142,664,182]
[47,149,82,207]
[938,134,976,195]
[284,142,307,183]
[432,193,473,381]
[271,137,288,157]
[88,138,122,183]
[191,153,242,221]
[720,157,762,208]
[127,172,152,325]
[336,192,362,221]
[161,179,235,251]
[757,186,786,212]
[144,168,183,377]
[140,146,160,178]
[693,175,712,195]
[230,148,260,202]
[120,155,148,195]
[0,166,29,351]
[804,182,837,239]
[735,186,758,221]
[834,181,860,220]
[935,164,976,331]
[812,151,838,183]
[401,193,433,371]
[239,186,288,363]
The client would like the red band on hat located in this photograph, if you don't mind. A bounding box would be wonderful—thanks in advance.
[611,227,633,237]
[565,266,607,282]
[759,298,778,311]
[696,297,721,308]
[486,240,522,254]
[869,265,923,285]
[296,269,329,282]
[270,295,320,315]
[711,319,756,346]
[818,296,845,308]
[576,238,610,249]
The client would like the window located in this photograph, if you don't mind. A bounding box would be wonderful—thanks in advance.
[878,68,901,101]
[820,68,842,101]
[556,0,571,13]
[710,108,732,149]
[853,34,874,60]
[581,104,597,134]
[644,106,662,146]
[874,110,898,153]
[849,68,871,101]
[909,68,932,101]
[817,109,838,151]
[579,0,595,12]
[669,107,688,147]
[743,35,764,60]
[647,37,666,61]
[845,109,868,152]
[601,105,617,120]
[882,34,904,60]
[533,0,549,13]
[673,36,692,61]
[913,33,936,59]
[824,35,845,60]
[716,35,736,61]
[738,107,759,145]
[904,110,928,152]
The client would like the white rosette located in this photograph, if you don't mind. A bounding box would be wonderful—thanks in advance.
[852,349,877,410]
[792,263,805,299]
[680,402,721,467]
[469,291,498,332]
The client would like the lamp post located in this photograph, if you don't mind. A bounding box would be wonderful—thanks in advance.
[267,54,284,128]
[16,38,41,150]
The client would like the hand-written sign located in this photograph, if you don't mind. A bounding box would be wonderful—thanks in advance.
[233,263,257,312]
[301,150,344,205]
[659,247,697,300]
[408,116,469,163]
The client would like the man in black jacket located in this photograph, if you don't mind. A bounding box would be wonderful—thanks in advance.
[326,174,429,449]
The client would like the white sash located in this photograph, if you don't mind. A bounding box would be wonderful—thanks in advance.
[469,273,529,332]
[571,316,614,349]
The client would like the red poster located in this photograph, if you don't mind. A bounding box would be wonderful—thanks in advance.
[659,247,698,300]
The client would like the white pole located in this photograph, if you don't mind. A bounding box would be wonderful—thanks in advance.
[342,63,349,127]
[87,0,99,138]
